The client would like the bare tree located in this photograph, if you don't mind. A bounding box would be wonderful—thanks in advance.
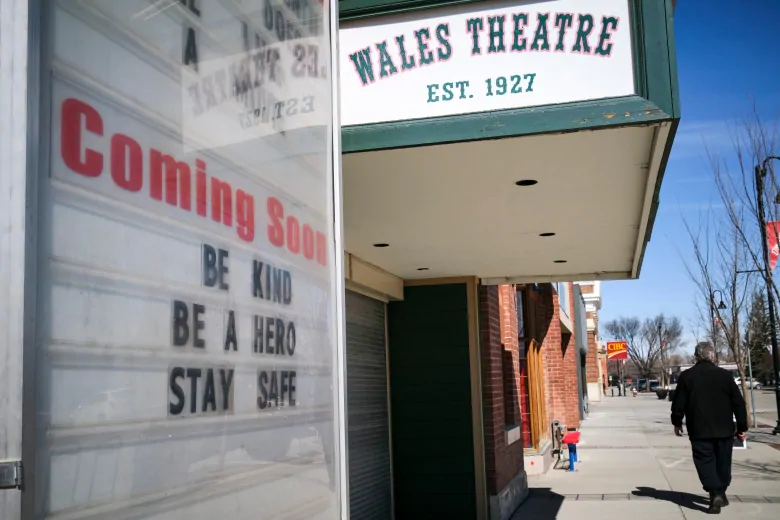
[669,353,686,367]
[678,108,779,426]
[603,317,656,383]
[681,214,755,425]
[643,315,684,387]
[708,108,780,318]
[604,315,683,388]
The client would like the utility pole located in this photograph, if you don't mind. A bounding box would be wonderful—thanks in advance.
[710,290,726,359]
[746,328,757,428]
[658,324,668,388]
[754,157,780,435]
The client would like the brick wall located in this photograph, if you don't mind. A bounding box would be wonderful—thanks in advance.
[499,285,522,428]
[479,284,525,496]
[585,331,600,383]
[541,283,581,429]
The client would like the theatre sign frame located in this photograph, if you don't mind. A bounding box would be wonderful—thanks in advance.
[337,0,680,284]
[340,0,679,150]
[1,1,347,519]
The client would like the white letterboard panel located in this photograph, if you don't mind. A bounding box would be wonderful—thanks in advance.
[37,1,340,518]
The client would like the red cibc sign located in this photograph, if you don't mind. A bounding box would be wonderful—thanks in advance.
[606,341,629,360]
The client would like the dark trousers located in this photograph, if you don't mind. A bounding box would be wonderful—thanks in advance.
[691,438,733,494]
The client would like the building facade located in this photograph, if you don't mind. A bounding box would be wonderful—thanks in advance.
[580,281,608,402]
[1,1,679,520]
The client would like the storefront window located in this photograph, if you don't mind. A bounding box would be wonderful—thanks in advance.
[36,1,342,518]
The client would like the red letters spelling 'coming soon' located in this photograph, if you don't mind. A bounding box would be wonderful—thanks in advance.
[60,98,327,266]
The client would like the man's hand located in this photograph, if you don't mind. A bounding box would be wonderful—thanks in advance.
[737,431,746,441]
[674,426,684,437]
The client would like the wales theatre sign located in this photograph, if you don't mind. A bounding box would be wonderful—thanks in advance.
[339,0,635,126]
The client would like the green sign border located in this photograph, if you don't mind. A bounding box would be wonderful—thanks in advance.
[340,0,679,150]
[339,0,680,276]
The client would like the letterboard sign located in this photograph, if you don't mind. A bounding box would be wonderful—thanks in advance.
[38,1,341,518]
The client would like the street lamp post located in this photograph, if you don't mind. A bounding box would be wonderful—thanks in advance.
[709,290,727,357]
[745,328,757,428]
[658,324,669,388]
[754,156,780,435]
[715,297,758,428]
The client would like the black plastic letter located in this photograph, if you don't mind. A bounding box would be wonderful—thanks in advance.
[172,300,189,346]
[203,369,217,412]
[225,310,237,351]
[218,248,229,290]
[186,368,202,414]
[169,367,185,415]
[194,304,205,348]
[203,244,217,287]
[220,368,234,410]
[184,27,199,71]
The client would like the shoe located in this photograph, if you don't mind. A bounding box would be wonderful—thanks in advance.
[712,494,727,508]
[707,503,721,515]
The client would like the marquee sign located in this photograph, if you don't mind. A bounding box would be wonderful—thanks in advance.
[607,341,629,360]
[339,0,635,126]
[39,0,341,517]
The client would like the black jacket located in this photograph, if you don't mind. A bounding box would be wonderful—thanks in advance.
[670,360,748,439]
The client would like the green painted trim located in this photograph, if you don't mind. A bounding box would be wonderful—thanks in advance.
[340,0,681,153]
[635,0,680,118]
[630,0,648,100]
[338,0,682,278]
[664,0,681,117]
[635,0,681,276]
[339,0,482,20]
[343,95,669,153]
[635,118,678,276]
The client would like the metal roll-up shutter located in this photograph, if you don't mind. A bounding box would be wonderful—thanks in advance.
[346,290,393,520]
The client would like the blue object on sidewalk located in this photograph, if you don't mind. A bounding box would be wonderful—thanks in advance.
[568,443,577,471]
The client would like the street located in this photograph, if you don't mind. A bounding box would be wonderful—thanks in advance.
[514,394,780,520]
[747,389,779,428]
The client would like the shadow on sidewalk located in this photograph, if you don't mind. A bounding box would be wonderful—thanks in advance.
[632,487,709,512]
[732,460,780,479]
[512,489,565,519]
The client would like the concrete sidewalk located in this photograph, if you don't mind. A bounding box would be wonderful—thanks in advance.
[512,394,780,520]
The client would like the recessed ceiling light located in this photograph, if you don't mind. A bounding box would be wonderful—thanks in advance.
[539,232,556,237]
[554,260,568,264]
[515,179,538,186]
[417,267,429,271]
[373,243,389,248]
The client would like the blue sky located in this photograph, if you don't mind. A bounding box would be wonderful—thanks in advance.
[598,0,780,351]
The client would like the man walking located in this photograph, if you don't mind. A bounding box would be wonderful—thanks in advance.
[671,343,747,514]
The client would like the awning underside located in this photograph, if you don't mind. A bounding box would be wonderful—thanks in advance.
[342,122,671,283]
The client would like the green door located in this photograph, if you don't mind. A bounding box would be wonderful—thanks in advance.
[387,283,476,519]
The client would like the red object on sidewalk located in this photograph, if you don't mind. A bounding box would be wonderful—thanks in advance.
[562,431,580,445]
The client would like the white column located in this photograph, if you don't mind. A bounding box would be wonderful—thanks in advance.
[1,0,36,517]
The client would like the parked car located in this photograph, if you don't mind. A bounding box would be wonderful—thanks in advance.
[735,378,762,390]
[648,380,661,392]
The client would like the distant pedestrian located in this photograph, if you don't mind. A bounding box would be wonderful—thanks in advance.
[671,343,747,514]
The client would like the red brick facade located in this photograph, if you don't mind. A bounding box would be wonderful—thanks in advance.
[480,281,588,494]
[583,292,606,394]
[479,284,524,496]
[586,330,600,383]
[541,283,581,429]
